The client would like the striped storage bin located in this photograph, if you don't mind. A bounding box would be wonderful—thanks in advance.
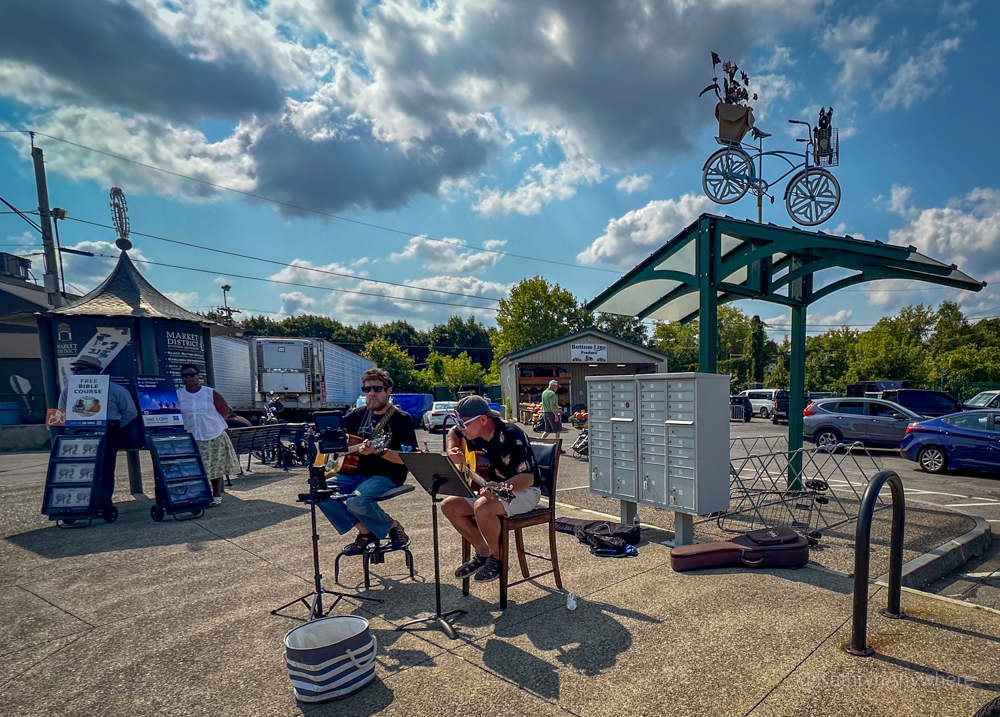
[284,615,378,702]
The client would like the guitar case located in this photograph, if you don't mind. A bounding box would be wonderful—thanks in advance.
[669,526,809,572]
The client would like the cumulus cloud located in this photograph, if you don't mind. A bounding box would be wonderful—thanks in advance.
[808,308,853,325]
[820,15,889,90]
[163,291,201,309]
[267,259,369,288]
[1,0,821,215]
[577,194,712,268]
[389,236,505,273]
[875,36,961,112]
[616,174,651,194]
[56,240,151,293]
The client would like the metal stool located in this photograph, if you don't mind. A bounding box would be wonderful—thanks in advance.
[334,484,416,590]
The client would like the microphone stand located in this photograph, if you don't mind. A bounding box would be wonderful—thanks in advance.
[271,461,382,620]
[396,475,466,639]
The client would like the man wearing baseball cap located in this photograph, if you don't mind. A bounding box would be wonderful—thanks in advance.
[441,395,541,584]
[57,355,140,502]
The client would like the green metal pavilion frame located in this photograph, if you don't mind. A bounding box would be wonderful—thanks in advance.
[587,213,985,486]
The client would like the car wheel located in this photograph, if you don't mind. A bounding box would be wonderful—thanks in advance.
[814,428,841,451]
[760,407,769,419]
[918,446,947,474]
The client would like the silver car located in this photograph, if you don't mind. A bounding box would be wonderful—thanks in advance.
[803,398,921,449]
[422,401,458,432]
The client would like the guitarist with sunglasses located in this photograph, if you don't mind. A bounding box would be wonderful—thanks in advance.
[317,368,416,555]
[441,396,541,584]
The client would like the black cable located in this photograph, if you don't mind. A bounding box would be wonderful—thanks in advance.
[0,194,42,233]
[64,216,502,303]
[91,252,501,311]
[14,129,622,275]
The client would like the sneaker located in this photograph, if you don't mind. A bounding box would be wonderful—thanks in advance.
[341,532,379,556]
[454,555,488,579]
[388,524,410,550]
[210,496,222,507]
[474,556,502,583]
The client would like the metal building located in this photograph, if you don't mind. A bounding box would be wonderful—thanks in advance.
[497,329,668,419]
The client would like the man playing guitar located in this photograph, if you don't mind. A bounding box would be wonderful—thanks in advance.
[317,368,417,554]
[442,396,541,583]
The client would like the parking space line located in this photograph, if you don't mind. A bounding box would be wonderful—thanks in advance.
[556,486,589,492]
[947,502,1000,508]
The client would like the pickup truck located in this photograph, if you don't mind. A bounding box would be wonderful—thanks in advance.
[770,391,817,424]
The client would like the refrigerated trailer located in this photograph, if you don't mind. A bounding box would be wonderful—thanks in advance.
[209,336,375,420]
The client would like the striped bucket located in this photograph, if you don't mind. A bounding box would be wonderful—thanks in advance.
[283,615,377,702]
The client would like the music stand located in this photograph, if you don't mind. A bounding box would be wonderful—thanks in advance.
[396,453,476,639]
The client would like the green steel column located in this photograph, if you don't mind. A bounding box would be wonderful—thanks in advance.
[698,218,718,373]
[787,273,809,490]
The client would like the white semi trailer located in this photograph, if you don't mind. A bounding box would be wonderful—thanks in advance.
[210,336,374,420]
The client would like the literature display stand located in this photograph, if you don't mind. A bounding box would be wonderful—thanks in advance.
[146,432,213,521]
[42,432,118,529]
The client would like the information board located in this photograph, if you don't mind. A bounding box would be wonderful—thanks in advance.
[135,375,184,428]
[42,435,105,519]
[65,375,110,427]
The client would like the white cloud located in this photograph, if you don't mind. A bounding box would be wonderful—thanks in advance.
[389,236,505,273]
[577,194,712,268]
[163,291,201,309]
[808,308,853,325]
[616,174,651,194]
[820,15,889,90]
[875,36,961,111]
[756,45,795,73]
[267,259,369,288]
[56,240,150,293]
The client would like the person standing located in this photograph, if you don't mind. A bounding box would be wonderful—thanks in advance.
[175,364,241,507]
[318,368,416,554]
[58,354,140,502]
[540,379,562,440]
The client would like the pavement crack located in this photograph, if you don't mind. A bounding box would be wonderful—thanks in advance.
[0,629,91,693]
[16,584,95,629]
[190,520,312,585]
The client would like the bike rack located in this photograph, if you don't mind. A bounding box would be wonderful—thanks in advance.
[844,469,906,657]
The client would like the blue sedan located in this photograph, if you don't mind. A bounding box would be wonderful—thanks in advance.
[900,410,1000,474]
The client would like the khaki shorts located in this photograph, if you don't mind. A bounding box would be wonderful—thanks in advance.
[465,486,541,516]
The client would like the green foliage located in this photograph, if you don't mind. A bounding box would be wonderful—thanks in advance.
[764,353,790,388]
[428,315,493,367]
[416,350,486,393]
[491,276,588,360]
[742,315,768,385]
[652,320,699,372]
[361,336,429,392]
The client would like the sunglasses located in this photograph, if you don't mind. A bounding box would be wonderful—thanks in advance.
[181,372,198,378]
[450,412,479,429]
[361,385,386,393]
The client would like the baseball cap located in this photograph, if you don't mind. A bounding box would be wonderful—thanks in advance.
[71,355,103,370]
[455,395,500,419]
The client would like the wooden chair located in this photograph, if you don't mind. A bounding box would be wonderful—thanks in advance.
[462,438,563,609]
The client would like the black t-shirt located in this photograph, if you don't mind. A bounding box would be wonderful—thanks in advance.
[460,418,540,488]
[345,406,417,486]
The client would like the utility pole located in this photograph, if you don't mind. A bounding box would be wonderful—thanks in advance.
[216,284,241,326]
[31,140,63,309]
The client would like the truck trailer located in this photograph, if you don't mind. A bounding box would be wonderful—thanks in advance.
[210,336,375,420]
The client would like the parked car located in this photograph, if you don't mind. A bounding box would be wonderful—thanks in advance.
[802,398,921,449]
[739,388,780,419]
[877,389,963,418]
[846,380,911,397]
[422,401,458,432]
[964,390,1000,410]
[730,395,753,422]
[901,410,1000,474]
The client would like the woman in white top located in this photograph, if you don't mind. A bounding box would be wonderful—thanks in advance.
[176,363,241,507]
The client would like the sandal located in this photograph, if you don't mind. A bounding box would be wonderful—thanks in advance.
[474,556,502,582]
[455,555,487,579]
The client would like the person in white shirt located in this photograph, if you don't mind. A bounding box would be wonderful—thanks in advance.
[175,364,241,507]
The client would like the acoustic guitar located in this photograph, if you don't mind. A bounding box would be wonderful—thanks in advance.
[328,433,390,476]
[460,436,515,503]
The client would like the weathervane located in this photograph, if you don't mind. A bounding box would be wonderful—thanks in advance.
[699,51,841,227]
[110,187,132,251]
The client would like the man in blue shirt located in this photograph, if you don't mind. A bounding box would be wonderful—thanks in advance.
[58,355,140,501]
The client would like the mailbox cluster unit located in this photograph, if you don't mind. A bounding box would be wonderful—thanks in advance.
[586,373,731,516]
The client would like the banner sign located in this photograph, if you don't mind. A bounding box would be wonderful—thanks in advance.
[54,320,135,392]
[154,322,206,389]
[65,375,110,426]
[570,343,608,362]
[135,376,184,428]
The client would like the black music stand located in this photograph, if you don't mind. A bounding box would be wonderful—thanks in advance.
[396,453,476,639]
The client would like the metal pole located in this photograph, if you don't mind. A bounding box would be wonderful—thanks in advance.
[31,146,62,309]
[845,470,906,656]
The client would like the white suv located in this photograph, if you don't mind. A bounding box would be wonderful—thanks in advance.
[739,389,781,419]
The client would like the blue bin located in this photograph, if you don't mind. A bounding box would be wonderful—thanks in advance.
[0,402,20,425]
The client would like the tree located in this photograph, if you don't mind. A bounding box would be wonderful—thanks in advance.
[741,315,768,385]
[490,276,588,361]
[765,339,790,388]
[845,318,928,385]
[593,313,649,346]
[928,301,970,357]
[652,320,699,372]
[378,321,429,364]
[428,315,493,368]
[804,327,856,393]
[360,337,428,392]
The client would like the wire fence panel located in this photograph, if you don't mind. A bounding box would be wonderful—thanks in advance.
[706,439,890,540]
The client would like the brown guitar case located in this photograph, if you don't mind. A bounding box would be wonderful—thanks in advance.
[670,526,809,572]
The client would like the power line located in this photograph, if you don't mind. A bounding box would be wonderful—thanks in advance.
[10,129,622,275]
[91,252,501,311]
[64,216,503,303]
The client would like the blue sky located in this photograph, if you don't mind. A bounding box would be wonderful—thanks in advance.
[1,0,998,338]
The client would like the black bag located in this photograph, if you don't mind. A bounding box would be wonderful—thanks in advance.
[554,518,641,545]
[532,416,545,433]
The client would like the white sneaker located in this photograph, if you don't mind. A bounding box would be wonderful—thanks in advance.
[210,496,222,507]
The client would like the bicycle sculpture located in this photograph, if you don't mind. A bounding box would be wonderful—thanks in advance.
[699,52,841,226]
